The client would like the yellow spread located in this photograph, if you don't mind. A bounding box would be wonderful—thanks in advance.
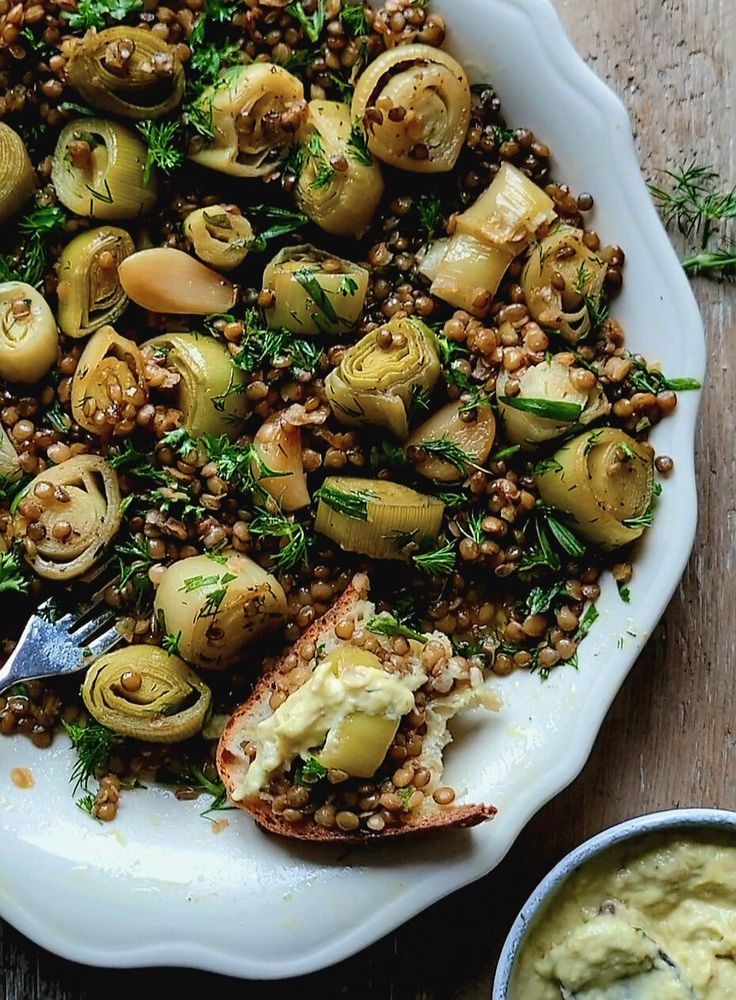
[511,834,736,999]
[233,646,424,800]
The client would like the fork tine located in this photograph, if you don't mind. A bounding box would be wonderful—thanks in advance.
[83,625,124,662]
[70,609,118,645]
[77,554,118,587]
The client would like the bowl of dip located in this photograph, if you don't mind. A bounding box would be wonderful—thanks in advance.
[493,808,736,1000]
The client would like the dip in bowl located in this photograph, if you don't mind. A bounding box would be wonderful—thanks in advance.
[493,809,736,1000]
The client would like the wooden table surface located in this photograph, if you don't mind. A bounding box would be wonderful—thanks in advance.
[3,1,734,997]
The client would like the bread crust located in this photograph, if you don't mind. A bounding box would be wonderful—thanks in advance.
[217,577,497,842]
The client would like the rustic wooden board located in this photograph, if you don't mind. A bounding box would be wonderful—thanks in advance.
[2,1,734,997]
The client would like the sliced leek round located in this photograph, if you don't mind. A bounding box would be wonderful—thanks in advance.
[65,27,185,120]
[253,412,310,511]
[325,317,440,440]
[0,425,20,482]
[352,43,470,173]
[143,332,247,438]
[534,428,655,550]
[522,226,608,342]
[71,325,147,436]
[189,63,305,177]
[183,205,253,271]
[421,234,513,317]
[0,281,58,384]
[56,227,134,338]
[19,455,122,579]
[407,401,496,482]
[118,247,237,314]
[51,118,157,220]
[314,476,445,560]
[497,360,609,449]
[82,646,211,743]
[456,162,556,253]
[295,101,384,238]
[153,551,287,670]
[263,244,368,335]
[0,123,37,224]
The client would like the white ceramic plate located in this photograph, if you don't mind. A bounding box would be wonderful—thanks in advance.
[0,0,705,980]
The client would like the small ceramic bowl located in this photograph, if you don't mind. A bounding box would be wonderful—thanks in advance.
[492,808,736,999]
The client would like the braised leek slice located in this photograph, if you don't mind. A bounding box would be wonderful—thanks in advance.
[183,205,254,271]
[325,317,440,440]
[56,227,134,338]
[0,123,37,224]
[263,244,368,335]
[456,162,556,253]
[497,360,609,448]
[421,234,513,317]
[143,332,247,438]
[189,63,305,177]
[352,44,470,173]
[295,101,384,238]
[535,428,655,550]
[71,325,147,436]
[153,551,287,670]
[522,226,608,342]
[82,647,211,743]
[18,455,122,580]
[0,281,58,384]
[65,27,185,120]
[314,477,445,560]
[51,118,157,220]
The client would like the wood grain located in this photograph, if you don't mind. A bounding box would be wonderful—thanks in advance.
[2,1,734,997]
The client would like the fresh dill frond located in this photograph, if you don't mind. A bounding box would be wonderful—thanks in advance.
[416,193,443,244]
[160,427,198,458]
[109,441,171,486]
[0,205,68,287]
[249,511,310,574]
[314,482,377,520]
[412,541,457,577]
[341,2,370,35]
[116,538,155,603]
[415,437,477,474]
[0,550,29,595]
[626,355,701,394]
[365,613,427,644]
[136,120,185,183]
[161,630,183,657]
[62,721,117,794]
[202,435,290,502]
[287,0,327,43]
[347,117,372,166]
[649,161,736,248]
[682,244,736,276]
[459,510,487,546]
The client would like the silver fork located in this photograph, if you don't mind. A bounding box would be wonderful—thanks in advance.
[0,562,124,695]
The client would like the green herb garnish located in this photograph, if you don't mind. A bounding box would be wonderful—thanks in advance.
[365,614,427,644]
[314,482,377,520]
[500,396,583,422]
[249,511,310,574]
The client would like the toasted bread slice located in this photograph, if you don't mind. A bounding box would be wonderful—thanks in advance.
[217,574,499,842]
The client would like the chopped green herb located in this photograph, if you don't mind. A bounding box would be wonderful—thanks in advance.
[249,511,310,574]
[160,427,198,458]
[293,267,343,326]
[247,205,308,251]
[287,0,327,42]
[0,205,68,287]
[62,720,117,794]
[575,604,599,640]
[501,396,583,422]
[202,434,290,502]
[417,193,443,244]
[412,541,456,577]
[365,614,427,644]
[136,120,185,184]
[617,582,631,603]
[109,441,171,486]
[162,630,183,657]
[347,116,372,166]
[0,550,29,596]
[414,437,477,474]
[525,581,568,616]
[62,0,142,31]
[314,482,377,520]
[295,756,328,785]
[341,2,370,35]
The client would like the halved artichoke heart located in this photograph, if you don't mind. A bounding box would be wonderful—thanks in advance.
[0,122,37,224]
[0,281,58,384]
[65,27,185,120]
[522,225,608,343]
[57,227,134,338]
[497,359,609,449]
[535,428,655,550]
[263,244,369,335]
[314,476,445,560]
[325,317,441,440]
[82,646,211,743]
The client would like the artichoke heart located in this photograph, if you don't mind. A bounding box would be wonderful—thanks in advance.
[351,44,471,174]
[263,244,368,335]
[183,205,254,271]
[314,476,445,560]
[535,428,655,550]
[497,360,610,449]
[57,227,134,338]
[51,118,157,220]
[189,63,306,177]
[522,225,608,342]
[17,455,122,580]
[0,123,38,224]
[71,325,147,436]
[143,332,248,438]
[65,27,185,120]
[0,281,58,384]
[295,100,384,238]
[325,317,441,440]
[154,552,287,670]
[82,646,211,743]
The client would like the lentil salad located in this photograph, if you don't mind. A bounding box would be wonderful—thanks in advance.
[0,0,698,834]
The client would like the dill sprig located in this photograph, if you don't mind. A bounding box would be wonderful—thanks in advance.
[341,2,370,35]
[0,205,68,287]
[287,0,327,43]
[109,441,171,486]
[160,427,198,458]
[136,120,185,183]
[682,244,736,277]
[417,193,443,244]
[249,511,310,573]
[232,310,323,374]
[649,161,736,248]
[415,437,477,474]
[62,720,118,794]
[116,538,155,605]
[626,355,701,394]
[246,205,308,251]
[314,482,377,520]
[202,435,290,502]
[365,613,428,645]
[0,550,29,595]
[412,540,456,577]
[347,117,372,166]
